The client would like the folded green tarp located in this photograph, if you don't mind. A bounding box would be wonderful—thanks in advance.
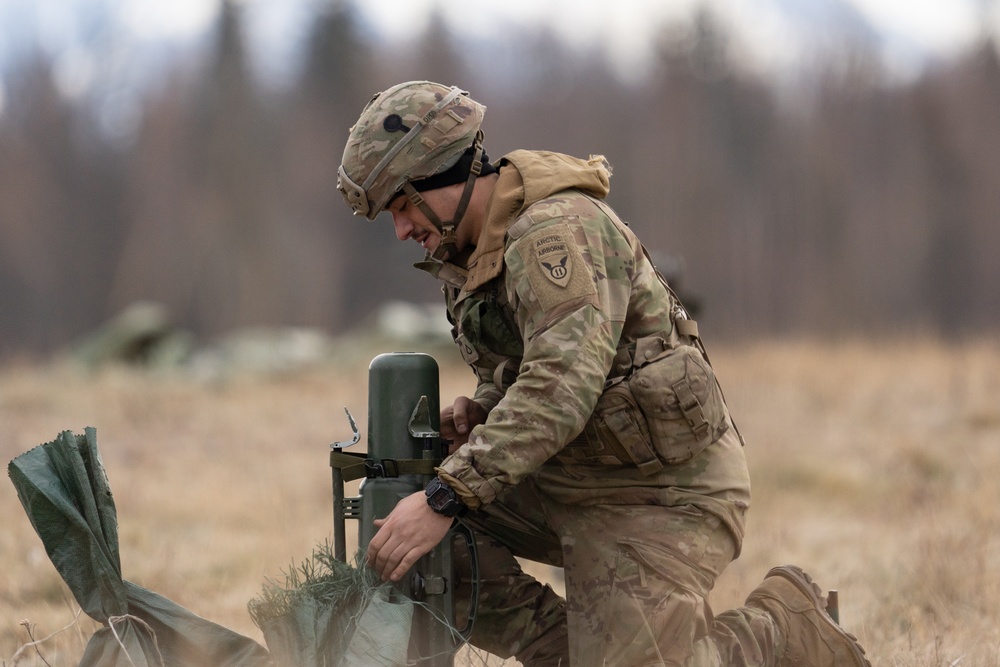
[8,428,273,667]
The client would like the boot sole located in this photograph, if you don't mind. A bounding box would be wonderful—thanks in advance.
[765,565,872,667]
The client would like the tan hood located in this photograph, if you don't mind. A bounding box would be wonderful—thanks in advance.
[465,150,612,291]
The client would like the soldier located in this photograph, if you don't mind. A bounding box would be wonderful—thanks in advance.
[337,81,869,666]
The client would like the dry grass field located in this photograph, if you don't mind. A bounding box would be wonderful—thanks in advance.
[2,337,999,666]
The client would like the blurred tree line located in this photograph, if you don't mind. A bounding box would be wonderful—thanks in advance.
[1,0,998,360]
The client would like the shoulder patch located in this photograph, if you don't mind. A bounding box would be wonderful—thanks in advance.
[535,232,572,287]
[514,221,596,312]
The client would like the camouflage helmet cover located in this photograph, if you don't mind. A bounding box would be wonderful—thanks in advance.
[338,81,486,220]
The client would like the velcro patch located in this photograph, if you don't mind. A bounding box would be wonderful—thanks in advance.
[535,233,572,287]
[516,221,596,312]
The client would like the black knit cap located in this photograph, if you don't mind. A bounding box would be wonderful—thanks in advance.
[409,144,497,193]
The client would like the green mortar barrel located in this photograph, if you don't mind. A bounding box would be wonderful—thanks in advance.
[359,352,462,665]
[358,351,442,548]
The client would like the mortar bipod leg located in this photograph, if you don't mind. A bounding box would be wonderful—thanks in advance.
[330,406,361,562]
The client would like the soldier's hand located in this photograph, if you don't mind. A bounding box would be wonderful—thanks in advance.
[367,491,453,582]
[440,397,488,452]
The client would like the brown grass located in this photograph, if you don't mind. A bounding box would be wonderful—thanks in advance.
[3,338,999,666]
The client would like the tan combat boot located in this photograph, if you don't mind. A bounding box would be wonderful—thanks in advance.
[745,565,870,667]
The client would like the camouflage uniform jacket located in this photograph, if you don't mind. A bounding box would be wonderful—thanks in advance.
[418,150,751,550]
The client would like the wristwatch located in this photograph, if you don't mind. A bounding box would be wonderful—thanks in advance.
[425,477,467,518]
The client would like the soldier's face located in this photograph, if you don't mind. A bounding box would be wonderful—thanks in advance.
[386,195,442,252]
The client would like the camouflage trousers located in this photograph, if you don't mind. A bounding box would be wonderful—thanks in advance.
[454,479,780,666]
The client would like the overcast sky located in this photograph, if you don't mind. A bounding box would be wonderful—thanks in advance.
[130,0,994,74]
[0,0,995,112]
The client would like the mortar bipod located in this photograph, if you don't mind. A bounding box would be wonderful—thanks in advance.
[330,406,360,563]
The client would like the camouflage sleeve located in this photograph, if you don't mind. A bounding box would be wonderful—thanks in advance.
[470,381,504,413]
[437,199,637,505]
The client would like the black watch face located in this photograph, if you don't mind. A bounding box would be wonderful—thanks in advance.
[426,480,463,517]
[428,487,452,511]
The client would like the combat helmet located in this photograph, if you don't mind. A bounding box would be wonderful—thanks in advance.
[338,81,487,260]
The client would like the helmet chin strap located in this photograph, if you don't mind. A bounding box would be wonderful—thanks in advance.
[401,140,485,262]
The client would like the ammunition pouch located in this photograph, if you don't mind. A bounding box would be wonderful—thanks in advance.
[555,382,662,473]
[554,334,729,474]
[627,338,729,466]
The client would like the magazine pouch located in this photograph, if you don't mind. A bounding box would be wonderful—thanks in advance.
[627,338,729,466]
